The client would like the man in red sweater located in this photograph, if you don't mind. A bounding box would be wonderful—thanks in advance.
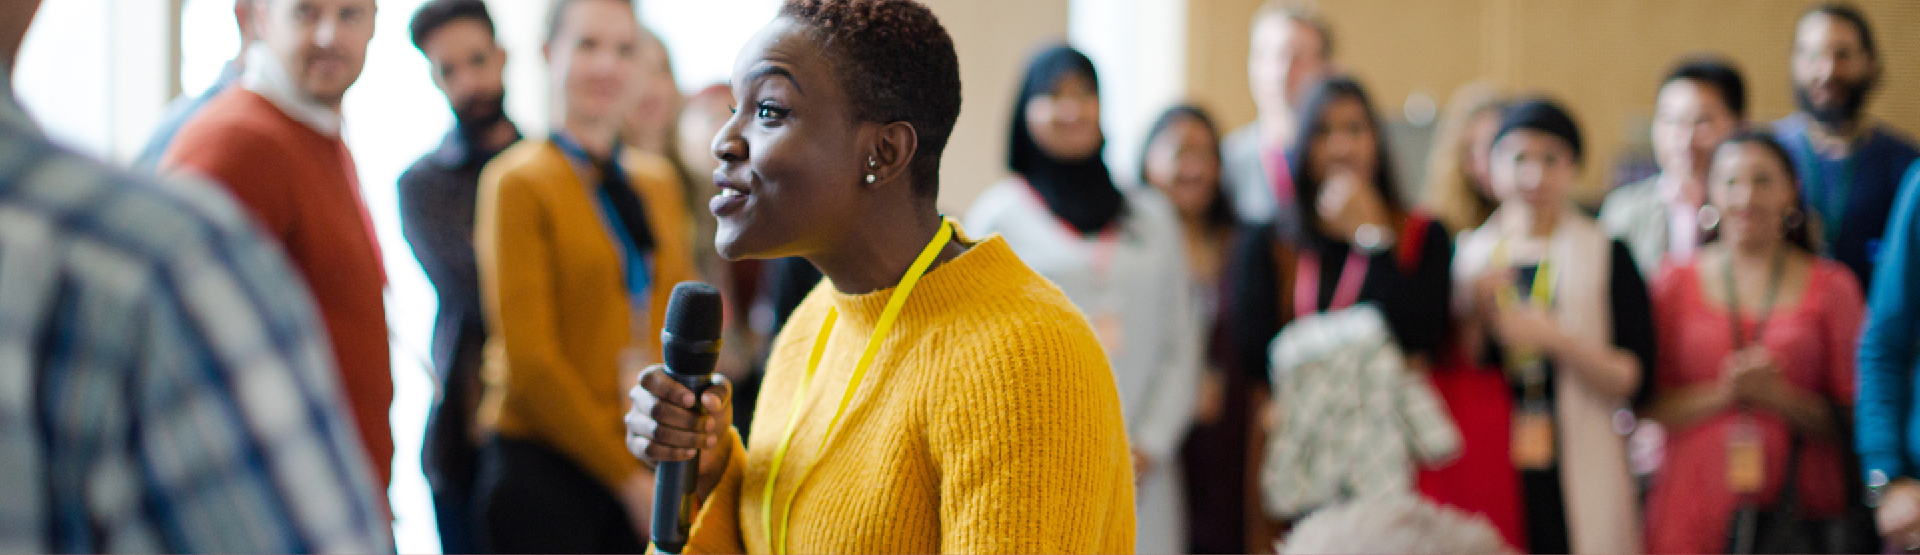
[161,0,393,498]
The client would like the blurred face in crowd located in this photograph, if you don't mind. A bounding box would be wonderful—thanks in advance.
[547,0,641,126]
[1143,115,1223,221]
[421,17,507,131]
[1306,96,1378,184]
[1463,109,1502,197]
[624,33,683,149]
[255,0,377,108]
[1792,11,1878,126]
[710,17,870,260]
[1248,16,1327,119]
[677,88,731,181]
[1023,72,1103,162]
[1489,129,1578,212]
[1652,79,1738,180]
[1708,141,1800,251]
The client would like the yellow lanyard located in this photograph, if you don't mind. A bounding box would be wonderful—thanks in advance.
[759,218,955,555]
[1491,238,1557,396]
[1489,236,1558,311]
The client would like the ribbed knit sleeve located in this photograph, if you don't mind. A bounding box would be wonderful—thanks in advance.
[475,162,642,491]
[682,429,749,555]
[927,303,1136,554]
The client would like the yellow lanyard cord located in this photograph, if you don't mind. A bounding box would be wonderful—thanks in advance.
[759,218,955,555]
[1491,238,1558,394]
[1490,238,1558,311]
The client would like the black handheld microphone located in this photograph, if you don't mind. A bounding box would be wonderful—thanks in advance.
[652,281,724,554]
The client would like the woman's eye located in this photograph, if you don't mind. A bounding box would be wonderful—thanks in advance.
[756,102,790,119]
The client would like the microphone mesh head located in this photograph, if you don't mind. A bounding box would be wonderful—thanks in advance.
[663,281,725,342]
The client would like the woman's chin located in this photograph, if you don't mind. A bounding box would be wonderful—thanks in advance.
[713,223,780,261]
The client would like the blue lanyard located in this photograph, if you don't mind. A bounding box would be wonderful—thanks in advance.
[551,131,653,306]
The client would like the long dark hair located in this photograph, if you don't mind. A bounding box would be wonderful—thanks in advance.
[1008,44,1124,234]
[1705,131,1817,253]
[1284,75,1405,250]
[1139,104,1236,232]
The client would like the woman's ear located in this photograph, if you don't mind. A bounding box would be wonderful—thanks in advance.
[865,121,920,191]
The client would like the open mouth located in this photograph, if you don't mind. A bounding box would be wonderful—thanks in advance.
[710,174,751,217]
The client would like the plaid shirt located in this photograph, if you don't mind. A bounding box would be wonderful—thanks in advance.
[0,82,391,553]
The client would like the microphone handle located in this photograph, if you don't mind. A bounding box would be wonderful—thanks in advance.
[651,369,713,554]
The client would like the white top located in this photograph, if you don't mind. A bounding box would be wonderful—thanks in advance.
[964,180,1202,462]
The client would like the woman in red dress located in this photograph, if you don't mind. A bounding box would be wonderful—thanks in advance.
[1643,132,1865,553]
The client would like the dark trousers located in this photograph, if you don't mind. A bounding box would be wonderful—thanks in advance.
[425,336,483,554]
[473,438,646,554]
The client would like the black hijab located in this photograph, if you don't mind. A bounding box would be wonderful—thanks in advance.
[1008,44,1124,234]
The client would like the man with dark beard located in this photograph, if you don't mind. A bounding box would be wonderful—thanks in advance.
[1772,2,1917,290]
[399,1,520,552]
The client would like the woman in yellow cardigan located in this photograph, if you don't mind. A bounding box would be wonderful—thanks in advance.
[471,0,697,551]
[624,0,1135,553]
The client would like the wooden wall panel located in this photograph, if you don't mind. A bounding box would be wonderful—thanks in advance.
[924,0,1072,214]
[1185,0,1920,204]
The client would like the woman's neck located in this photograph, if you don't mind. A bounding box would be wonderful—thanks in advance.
[1725,232,1787,269]
[1657,170,1706,210]
[1178,213,1214,240]
[624,124,670,155]
[1505,203,1560,239]
[563,116,619,161]
[809,207,964,295]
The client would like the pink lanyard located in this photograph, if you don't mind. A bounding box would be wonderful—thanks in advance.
[1295,250,1369,319]
[1261,144,1295,208]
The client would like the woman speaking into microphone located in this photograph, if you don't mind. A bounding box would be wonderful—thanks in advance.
[624,1,1137,554]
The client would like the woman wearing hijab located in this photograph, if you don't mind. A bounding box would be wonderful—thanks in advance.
[967,43,1203,555]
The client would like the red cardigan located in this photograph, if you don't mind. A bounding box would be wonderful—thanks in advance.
[163,88,393,491]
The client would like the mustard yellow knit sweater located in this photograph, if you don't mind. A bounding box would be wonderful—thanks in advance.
[681,227,1136,554]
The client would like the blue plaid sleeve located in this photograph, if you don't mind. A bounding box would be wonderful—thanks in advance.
[26,165,393,553]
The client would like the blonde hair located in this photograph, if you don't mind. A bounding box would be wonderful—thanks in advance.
[1422,81,1508,234]
[1251,0,1334,59]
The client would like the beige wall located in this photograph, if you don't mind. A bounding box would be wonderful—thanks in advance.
[1188,0,1920,203]
[924,0,1072,215]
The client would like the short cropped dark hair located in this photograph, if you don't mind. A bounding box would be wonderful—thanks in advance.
[1802,2,1877,61]
[1662,56,1747,119]
[1496,97,1584,165]
[409,0,496,52]
[545,0,637,46]
[781,0,962,199]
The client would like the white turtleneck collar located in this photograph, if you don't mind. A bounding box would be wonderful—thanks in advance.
[240,42,344,137]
